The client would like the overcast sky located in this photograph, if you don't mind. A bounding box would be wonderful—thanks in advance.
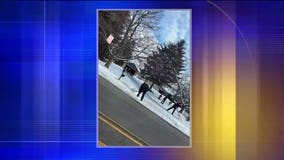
[154,10,191,74]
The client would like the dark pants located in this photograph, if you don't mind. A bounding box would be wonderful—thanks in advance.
[161,98,167,104]
[167,106,177,115]
[137,91,146,101]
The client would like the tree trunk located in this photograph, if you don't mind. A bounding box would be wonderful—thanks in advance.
[105,56,114,68]
[149,82,155,89]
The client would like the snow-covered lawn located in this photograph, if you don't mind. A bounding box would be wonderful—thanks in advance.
[98,60,190,137]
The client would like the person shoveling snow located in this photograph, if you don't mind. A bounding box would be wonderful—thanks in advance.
[167,102,181,115]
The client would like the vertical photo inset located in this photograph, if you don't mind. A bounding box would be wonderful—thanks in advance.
[98,9,191,147]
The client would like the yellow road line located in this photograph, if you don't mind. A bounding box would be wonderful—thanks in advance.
[99,140,107,146]
[99,112,149,146]
[99,116,144,146]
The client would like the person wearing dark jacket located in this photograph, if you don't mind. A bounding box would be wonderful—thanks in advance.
[137,82,150,101]
[158,89,164,100]
[167,102,181,115]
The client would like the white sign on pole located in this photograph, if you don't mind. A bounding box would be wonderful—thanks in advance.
[106,34,114,44]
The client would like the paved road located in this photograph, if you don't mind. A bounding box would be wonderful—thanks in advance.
[99,118,138,146]
[99,76,189,146]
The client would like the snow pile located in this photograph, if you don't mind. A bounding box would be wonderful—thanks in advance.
[99,60,190,137]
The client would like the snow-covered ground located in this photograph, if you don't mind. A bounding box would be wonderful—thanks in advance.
[98,60,190,137]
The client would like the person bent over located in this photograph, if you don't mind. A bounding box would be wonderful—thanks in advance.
[167,102,181,115]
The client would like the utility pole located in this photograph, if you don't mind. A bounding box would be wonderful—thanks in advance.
[105,34,115,68]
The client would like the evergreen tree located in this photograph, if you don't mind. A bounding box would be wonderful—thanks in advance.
[141,40,186,88]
